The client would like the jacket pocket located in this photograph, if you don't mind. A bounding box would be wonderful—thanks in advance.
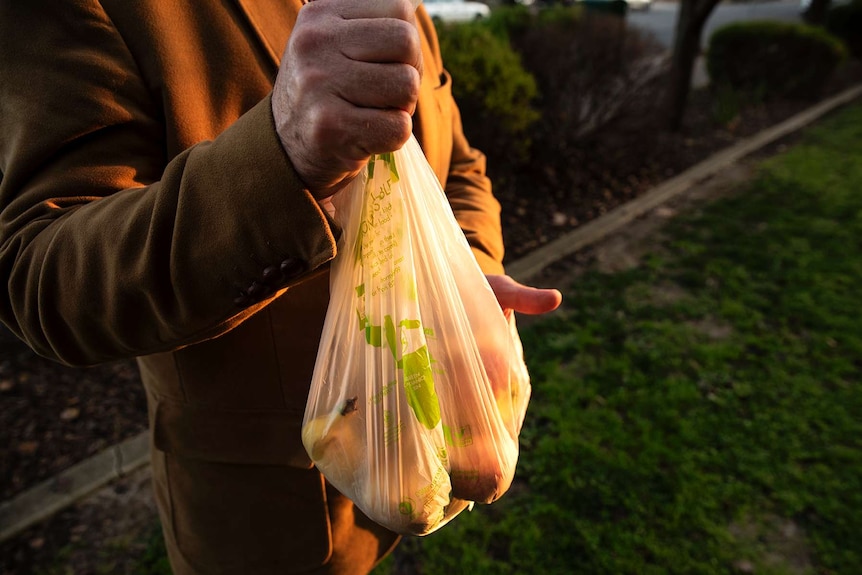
[153,399,313,468]
[160,451,333,574]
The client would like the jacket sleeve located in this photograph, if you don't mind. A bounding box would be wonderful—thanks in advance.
[416,9,506,276]
[0,2,336,366]
[446,107,505,276]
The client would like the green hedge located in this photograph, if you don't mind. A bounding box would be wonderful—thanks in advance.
[826,0,862,60]
[478,4,585,44]
[707,21,847,99]
[435,20,540,159]
[480,4,534,41]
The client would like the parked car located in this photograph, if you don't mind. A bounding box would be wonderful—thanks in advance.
[577,0,651,15]
[424,0,491,22]
[626,0,653,10]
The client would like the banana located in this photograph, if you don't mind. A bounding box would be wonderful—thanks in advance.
[301,396,365,491]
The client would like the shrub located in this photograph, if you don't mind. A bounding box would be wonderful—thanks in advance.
[435,20,540,161]
[436,5,665,163]
[706,21,847,100]
[480,4,585,44]
[826,0,862,60]
[511,9,667,142]
[534,3,585,27]
[709,83,769,130]
[481,4,534,41]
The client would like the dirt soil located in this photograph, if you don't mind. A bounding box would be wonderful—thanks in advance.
[0,333,146,502]
[1,466,161,575]
[496,65,862,264]
[1,62,860,574]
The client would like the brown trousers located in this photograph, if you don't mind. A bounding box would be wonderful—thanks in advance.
[151,448,400,574]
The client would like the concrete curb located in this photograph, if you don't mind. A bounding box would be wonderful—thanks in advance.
[0,431,149,542]
[1,83,860,545]
[507,83,862,283]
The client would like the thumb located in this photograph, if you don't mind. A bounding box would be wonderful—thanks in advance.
[486,275,562,316]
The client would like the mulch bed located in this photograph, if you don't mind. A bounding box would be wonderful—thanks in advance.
[0,58,859,573]
[0,330,145,501]
[496,62,862,265]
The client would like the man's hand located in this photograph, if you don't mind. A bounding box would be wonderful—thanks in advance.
[486,275,562,317]
[272,0,422,200]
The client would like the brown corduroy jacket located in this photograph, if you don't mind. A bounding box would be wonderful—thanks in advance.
[0,0,504,573]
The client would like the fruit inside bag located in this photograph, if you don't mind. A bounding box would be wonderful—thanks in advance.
[301,135,532,536]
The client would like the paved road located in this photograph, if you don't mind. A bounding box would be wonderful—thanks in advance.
[625,0,807,87]
[628,0,807,49]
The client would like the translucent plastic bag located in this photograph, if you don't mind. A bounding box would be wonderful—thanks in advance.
[302,134,532,536]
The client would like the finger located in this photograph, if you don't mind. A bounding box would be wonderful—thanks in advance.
[338,19,421,68]
[328,0,417,22]
[332,61,420,112]
[345,106,414,155]
[293,0,416,64]
[310,99,414,160]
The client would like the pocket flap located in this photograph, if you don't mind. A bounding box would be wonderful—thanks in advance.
[154,400,313,468]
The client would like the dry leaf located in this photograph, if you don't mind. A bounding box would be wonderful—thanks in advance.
[17,441,39,455]
[60,407,80,421]
[29,537,45,550]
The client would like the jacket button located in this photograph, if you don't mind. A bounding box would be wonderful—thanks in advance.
[247,281,265,300]
[280,257,304,279]
[262,265,283,286]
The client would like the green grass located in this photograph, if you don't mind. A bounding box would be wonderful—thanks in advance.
[132,527,173,575]
[124,103,862,574]
[373,102,862,574]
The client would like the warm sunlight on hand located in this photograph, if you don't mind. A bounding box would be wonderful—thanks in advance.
[485,274,562,317]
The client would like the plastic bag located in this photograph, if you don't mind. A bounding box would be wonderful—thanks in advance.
[302,134,532,536]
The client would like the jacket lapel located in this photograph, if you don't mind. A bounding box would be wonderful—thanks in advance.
[413,8,449,185]
[233,0,303,67]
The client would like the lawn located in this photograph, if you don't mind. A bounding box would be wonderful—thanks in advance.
[373,102,862,574]
[62,100,862,575]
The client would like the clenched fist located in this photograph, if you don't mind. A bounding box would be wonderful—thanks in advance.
[272,0,422,200]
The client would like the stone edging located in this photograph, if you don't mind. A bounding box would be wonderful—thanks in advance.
[506,83,862,283]
[1,83,860,545]
[0,432,149,542]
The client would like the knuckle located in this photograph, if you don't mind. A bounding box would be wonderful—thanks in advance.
[360,111,411,155]
[404,65,421,101]
[290,29,319,56]
[291,15,332,55]
[313,107,345,144]
[388,65,419,110]
[391,0,415,22]
[407,26,422,61]
[392,20,420,58]
[390,111,413,147]
[301,66,329,90]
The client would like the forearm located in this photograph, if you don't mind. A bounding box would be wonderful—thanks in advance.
[0,3,335,365]
[2,96,335,366]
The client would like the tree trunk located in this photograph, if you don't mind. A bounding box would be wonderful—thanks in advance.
[663,0,721,131]
[802,0,832,25]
